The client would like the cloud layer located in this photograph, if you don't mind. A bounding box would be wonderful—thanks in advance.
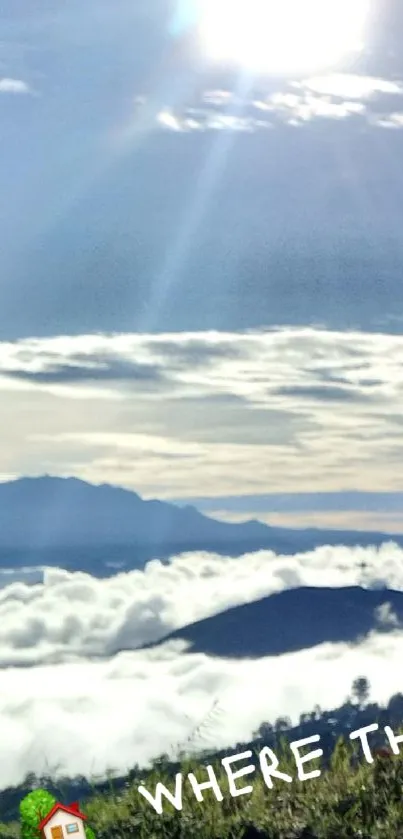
[1,543,403,786]
[2,542,403,668]
[1,327,403,500]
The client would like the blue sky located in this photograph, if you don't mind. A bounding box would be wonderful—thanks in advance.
[1,0,403,529]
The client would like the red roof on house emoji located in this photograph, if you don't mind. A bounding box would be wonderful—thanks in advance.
[38,802,87,832]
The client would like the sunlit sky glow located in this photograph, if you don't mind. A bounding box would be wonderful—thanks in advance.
[1,0,403,525]
[199,0,370,75]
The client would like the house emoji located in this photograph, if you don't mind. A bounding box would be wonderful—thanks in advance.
[38,801,87,839]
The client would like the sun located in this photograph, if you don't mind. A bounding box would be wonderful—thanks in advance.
[198,0,369,76]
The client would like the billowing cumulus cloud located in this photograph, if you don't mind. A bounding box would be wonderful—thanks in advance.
[2,632,403,789]
[0,542,402,667]
[1,544,403,787]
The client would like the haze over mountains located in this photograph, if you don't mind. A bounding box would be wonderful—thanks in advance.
[0,476,402,578]
[2,476,403,552]
[0,475,269,547]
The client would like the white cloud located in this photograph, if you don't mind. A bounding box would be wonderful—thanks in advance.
[374,112,403,128]
[300,74,403,99]
[0,327,403,498]
[0,78,31,95]
[203,90,234,106]
[154,95,364,131]
[269,91,365,121]
[0,541,402,667]
[156,107,260,133]
[2,633,403,788]
[209,509,403,535]
[1,544,403,786]
[149,74,403,132]
[375,602,400,628]
[157,109,184,131]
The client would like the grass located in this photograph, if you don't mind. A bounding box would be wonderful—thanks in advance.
[85,738,403,839]
[3,735,403,839]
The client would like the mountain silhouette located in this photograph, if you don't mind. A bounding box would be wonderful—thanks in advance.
[0,475,271,548]
[151,585,403,658]
[0,476,402,576]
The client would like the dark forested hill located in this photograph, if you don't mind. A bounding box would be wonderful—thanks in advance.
[150,585,403,658]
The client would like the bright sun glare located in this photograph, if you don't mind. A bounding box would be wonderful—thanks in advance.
[198,0,370,76]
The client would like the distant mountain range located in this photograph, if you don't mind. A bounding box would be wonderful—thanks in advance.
[0,476,402,576]
[149,585,403,658]
[0,475,270,548]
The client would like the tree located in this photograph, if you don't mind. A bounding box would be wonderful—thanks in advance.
[351,676,370,707]
[387,692,403,721]
[19,790,95,839]
[274,716,292,732]
[20,789,56,839]
[253,721,274,740]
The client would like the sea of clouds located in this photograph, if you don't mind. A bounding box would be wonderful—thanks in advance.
[2,542,403,788]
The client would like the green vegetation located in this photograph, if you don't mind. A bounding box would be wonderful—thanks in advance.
[1,737,403,839]
[82,736,403,839]
[20,790,56,839]
[15,789,95,839]
[1,682,403,839]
